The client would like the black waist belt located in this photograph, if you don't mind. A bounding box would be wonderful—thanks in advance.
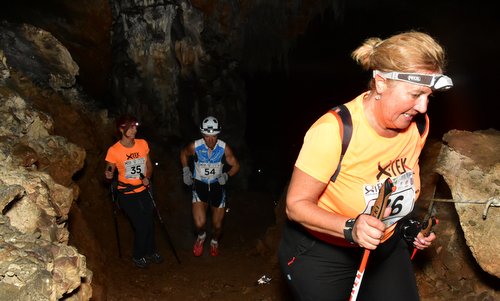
[117,181,143,193]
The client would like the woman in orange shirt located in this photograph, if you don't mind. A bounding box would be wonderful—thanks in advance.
[104,114,162,268]
[279,31,453,300]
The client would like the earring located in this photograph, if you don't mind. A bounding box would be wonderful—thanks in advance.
[375,94,381,100]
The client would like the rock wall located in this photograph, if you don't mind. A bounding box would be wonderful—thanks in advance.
[0,22,97,301]
[108,0,341,148]
[109,0,248,147]
[434,129,500,278]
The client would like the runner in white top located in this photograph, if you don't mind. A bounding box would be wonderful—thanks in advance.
[180,116,240,257]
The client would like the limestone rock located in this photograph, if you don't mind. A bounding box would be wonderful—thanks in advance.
[434,129,500,278]
[0,22,79,91]
[0,215,91,301]
[0,22,92,300]
[0,49,10,82]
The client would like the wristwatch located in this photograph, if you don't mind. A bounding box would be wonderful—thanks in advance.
[344,218,357,244]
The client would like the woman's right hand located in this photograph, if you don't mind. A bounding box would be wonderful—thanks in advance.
[352,207,391,250]
[105,165,114,180]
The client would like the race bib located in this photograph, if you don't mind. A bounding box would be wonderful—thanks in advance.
[195,162,223,181]
[124,157,146,179]
[362,171,416,227]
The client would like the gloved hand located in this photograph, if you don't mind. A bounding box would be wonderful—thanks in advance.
[183,167,193,186]
[399,218,421,245]
[218,172,229,185]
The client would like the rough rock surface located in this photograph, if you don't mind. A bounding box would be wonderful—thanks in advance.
[435,129,500,278]
[0,23,92,301]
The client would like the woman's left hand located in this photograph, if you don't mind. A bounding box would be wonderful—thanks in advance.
[413,231,436,250]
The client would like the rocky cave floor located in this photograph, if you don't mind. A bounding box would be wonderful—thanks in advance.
[72,140,499,301]
[99,189,291,301]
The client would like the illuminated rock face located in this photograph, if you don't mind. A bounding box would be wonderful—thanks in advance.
[0,26,92,300]
[435,129,500,278]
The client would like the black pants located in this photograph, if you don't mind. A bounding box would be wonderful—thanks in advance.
[118,190,156,259]
[278,220,420,301]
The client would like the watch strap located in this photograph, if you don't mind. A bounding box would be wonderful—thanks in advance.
[344,217,357,244]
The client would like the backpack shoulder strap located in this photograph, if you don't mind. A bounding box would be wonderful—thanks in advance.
[329,104,352,182]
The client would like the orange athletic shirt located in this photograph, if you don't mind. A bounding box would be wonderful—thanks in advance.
[295,92,428,244]
[105,139,150,193]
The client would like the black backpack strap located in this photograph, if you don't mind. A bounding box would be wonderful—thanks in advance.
[330,104,352,182]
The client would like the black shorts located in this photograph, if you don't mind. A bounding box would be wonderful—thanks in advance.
[192,179,226,208]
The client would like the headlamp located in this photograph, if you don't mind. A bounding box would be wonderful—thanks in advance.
[120,122,139,128]
[373,70,453,91]
[202,128,219,135]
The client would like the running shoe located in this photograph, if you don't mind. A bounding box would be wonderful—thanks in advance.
[210,242,219,257]
[146,252,164,264]
[193,238,204,257]
[132,257,148,268]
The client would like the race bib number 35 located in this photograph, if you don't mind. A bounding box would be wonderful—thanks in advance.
[124,158,146,179]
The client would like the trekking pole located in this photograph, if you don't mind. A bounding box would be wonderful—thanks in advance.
[141,174,181,264]
[108,167,122,258]
[410,198,438,260]
[410,216,438,260]
[349,177,395,301]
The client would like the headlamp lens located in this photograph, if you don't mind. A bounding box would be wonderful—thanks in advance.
[120,121,139,128]
[432,75,453,90]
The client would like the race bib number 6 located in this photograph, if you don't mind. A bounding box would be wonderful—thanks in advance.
[362,171,416,227]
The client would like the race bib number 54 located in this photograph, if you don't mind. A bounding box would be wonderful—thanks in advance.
[195,163,222,180]
[362,171,416,227]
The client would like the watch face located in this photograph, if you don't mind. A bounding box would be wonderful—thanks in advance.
[346,218,356,228]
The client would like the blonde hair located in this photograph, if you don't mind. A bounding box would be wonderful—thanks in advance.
[351,31,447,74]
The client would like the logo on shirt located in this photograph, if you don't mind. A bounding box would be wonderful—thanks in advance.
[376,158,407,180]
[126,152,140,160]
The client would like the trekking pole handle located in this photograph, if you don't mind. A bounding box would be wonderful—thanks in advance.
[410,216,438,260]
[420,216,438,237]
[105,165,114,182]
[139,173,151,188]
[371,178,395,219]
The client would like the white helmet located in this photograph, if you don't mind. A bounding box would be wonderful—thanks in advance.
[200,116,221,135]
